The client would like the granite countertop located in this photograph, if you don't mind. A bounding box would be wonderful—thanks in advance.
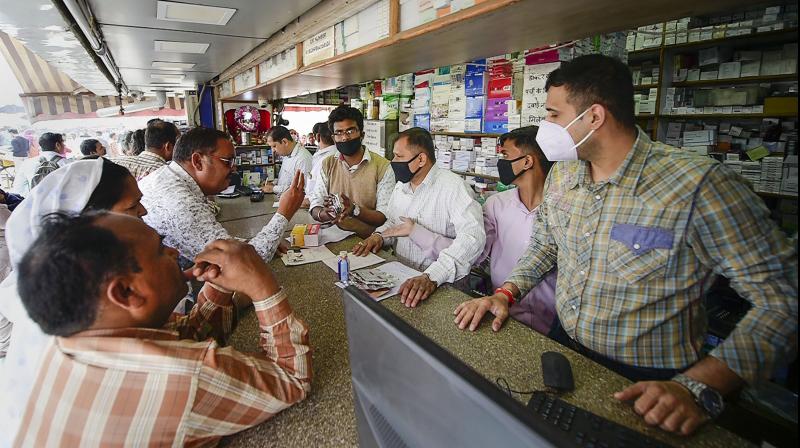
[219,205,752,447]
[215,194,276,223]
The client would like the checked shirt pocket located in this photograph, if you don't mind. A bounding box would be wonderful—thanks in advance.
[608,223,674,284]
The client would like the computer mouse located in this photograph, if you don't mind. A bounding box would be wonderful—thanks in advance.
[250,191,265,202]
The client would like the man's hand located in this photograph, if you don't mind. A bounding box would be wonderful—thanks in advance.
[381,217,415,238]
[398,274,437,307]
[276,170,305,219]
[194,239,279,300]
[614,381,709,436]
[353,233,382,256]
[261,182,274,193]
[276,240,289,257]
[453,293,509,332]
[301,197,310,209]
[332,194,354,224]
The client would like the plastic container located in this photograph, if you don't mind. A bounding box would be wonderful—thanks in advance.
[338,251,350,285]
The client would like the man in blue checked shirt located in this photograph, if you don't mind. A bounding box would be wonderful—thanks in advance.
[454,55,797,436]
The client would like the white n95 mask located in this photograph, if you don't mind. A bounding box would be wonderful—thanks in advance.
[535,108,595,161]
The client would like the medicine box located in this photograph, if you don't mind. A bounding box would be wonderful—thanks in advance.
[290,224,321,247]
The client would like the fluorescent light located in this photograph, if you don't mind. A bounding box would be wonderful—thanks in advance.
[151,73,186,82]
[154,40,209,54]
[152,61,196,70]
[156,1,236,26]
[39,4,53,11]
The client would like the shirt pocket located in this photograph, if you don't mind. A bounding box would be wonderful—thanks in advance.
[608,223,673,284]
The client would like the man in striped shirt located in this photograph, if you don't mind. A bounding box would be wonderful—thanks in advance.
[110,119,179,181]
[13,212,311,446]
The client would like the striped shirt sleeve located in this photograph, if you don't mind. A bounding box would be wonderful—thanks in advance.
[166,283,237,345]
[186,288,312,439]
[688,165,798,383]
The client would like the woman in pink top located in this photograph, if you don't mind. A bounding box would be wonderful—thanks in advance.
[382,127,558,335]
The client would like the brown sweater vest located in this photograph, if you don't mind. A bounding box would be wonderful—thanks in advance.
[322,151,390,209]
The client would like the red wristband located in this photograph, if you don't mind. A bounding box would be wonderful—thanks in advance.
[494,287,515,306]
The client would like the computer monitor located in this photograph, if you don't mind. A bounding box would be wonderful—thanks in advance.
[342,286,564,447]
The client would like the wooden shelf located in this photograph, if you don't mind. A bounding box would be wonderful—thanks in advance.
[635,114,657,118]
[431,132,502,138]
[757,191,798,200]
[222,0,755,101]
[451,170,500,181]
[663,113,798,119]
[235,145,269,150]
[634,83,660,89]
[627,48,661,60]
[672,74,798,87]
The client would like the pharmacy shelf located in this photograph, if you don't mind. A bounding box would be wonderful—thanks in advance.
[431,132,502,138]
[662,28,798,52]
[634,83,660,89]
[222,0,754,102]
[757,191,798,200]
[238,163,274,168]
[662,113,798,119]
[672,74,798,87]
[235,145,270,150]
[451,170,500,181]
[636,114,657,118]
[627,48,661,61]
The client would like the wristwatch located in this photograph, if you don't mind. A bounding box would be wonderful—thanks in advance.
[351,203,361,217]
[671,374,725,418]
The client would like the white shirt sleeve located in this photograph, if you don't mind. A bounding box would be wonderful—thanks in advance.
[423,183,486,285]
[375,167,396,215]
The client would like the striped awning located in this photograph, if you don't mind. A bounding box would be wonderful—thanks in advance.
[0,31,185,122]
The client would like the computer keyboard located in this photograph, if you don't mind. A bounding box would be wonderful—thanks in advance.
[527,392,671,448]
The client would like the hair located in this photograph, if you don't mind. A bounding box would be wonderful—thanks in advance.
[17,212,141,336]
[398,127,435,162]
[83,159,134,212]
[545,54,636,131]
[312,122,323,135]
[173,126,230,163]
[80,138,101,156]
[121,131,133,154]
[145,119,179,149]
[498,126,553,174]
[317,121,334,146]
[39,132,63,152]
[9,128,18,135]
[267,125,293,143]
[130,129,146,155]
[328,105,364,132]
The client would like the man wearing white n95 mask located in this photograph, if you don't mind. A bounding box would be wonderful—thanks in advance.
[453,54,796,437]
[353,127,485,307]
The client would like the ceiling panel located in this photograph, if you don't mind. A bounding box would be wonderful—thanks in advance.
[91,0,321,38]
[101,24,264,79]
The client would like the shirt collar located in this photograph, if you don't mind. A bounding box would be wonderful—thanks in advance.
[168,161,205,198]
[569,127,649,191]
[338,146,371,168]
[402,164,439,194]
[512,189,540,214]
[141,151,166,163]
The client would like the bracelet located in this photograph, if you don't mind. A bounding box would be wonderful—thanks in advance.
[494,287,515,306]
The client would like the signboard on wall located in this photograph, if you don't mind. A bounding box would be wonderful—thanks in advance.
[522,62,560,126]
[303,27,335,66]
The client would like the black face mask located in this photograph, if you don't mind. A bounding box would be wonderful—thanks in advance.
[496,156,528,185]
[391,154,421,183]
[336,138,362,156]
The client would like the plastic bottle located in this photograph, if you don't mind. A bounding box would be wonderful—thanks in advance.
[338,251,350,285]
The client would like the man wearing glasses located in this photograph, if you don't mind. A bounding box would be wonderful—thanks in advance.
[261,126,312,196]
[139,127,305,264]
[307,105,395,238]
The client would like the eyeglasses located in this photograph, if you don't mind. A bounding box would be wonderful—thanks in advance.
[209,155,236,168]
[333,127,360,139]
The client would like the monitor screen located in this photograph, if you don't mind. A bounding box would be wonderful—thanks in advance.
[342,286,563,447]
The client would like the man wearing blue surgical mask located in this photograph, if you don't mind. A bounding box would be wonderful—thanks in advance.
[352,127,485,307]
[454,55,797,437]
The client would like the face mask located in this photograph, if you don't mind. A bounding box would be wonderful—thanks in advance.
[336,138,362,156]
[391,154,421,183]
[497,156,528,185]
[535,108,595,161]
